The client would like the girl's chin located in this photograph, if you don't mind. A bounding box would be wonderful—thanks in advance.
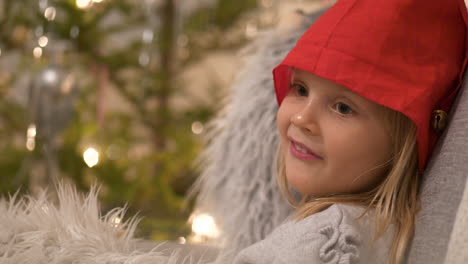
[285,166,332,197]
[286,171,314,194]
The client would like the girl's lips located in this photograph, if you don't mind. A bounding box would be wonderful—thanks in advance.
[288,137,323,160]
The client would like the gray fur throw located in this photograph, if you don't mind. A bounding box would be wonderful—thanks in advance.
[189,8,328,257]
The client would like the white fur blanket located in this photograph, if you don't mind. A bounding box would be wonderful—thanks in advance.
[0,184,189,264]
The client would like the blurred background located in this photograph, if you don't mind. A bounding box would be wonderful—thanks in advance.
[0,0,327,244]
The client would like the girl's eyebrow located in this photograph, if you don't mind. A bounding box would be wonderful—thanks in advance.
[340,89,384,115]
[294,72,371,107]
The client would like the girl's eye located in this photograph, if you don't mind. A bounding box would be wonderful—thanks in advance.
[334,102,353,115]
[290,83,308,97]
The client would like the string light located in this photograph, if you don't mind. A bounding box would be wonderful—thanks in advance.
[111,216,121,227]
[190,213,219,241]
[191,121,204,135]
[142,29,154,43]
[38,36,49,47]
[44,6,56,21]
[42,68,59,86]
[83,147,99,167]
[27,124,37,138]
[76,0,92,9]
[26,124,37,151]
[26,138,35,151]
[33,47,43,58]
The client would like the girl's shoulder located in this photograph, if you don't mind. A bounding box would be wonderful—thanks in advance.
[233,204,393,264]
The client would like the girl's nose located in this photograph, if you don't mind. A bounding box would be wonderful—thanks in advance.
[290,103,320,135]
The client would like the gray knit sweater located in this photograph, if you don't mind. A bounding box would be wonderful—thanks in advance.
[233,204,394,264]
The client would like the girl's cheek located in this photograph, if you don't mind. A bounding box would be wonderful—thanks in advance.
[277,104,290,137]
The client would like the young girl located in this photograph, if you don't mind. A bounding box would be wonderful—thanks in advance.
[231,0,468,263]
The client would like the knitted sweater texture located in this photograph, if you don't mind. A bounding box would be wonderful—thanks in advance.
[233,204,394,264]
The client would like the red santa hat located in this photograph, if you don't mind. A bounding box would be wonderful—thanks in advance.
[273,0,468,172]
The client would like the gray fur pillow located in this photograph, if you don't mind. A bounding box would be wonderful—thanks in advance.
[189,8,327,255]
[406,70,468,263]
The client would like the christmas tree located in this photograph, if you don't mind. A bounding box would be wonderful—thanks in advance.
[0,0,277,241]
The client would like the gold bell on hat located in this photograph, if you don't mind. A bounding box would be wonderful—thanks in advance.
[432,110,448,132]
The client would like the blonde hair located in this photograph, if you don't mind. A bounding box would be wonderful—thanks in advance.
[275,105,420,264]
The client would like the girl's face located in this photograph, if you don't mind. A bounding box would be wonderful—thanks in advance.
[277,69,393,197]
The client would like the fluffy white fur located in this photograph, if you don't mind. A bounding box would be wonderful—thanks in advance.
[0,183,185,264]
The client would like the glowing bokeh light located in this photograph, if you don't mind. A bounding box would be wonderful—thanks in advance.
[191,214,219,238]
[142,29,154,43]
[83,147,99,167]
[76,0,92,9]
[27,124,37,138]
[44,7,56,21]
[38,36,49,47]
[191,121,204,135]
[42,68,59,86]
[26,138,35,151]
[26,124,37,151]
[33,47,43,58]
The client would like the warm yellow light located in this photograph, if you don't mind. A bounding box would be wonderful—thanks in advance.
[191,121,204,135]
[44,7,56,21]
[191,214,219,238]
[26,138,35,151]
[83,147,99,167]
[26,124,37,151]
[27,124,37,138]
[112,216,121,227]
[42,68,59,86]
[33,47,43,58]
[38,36,48,47]
[76,0,92,9]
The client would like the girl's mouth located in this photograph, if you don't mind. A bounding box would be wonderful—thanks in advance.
[289,139,322,161]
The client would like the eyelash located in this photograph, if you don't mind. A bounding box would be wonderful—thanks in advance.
[289,82,354,116]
